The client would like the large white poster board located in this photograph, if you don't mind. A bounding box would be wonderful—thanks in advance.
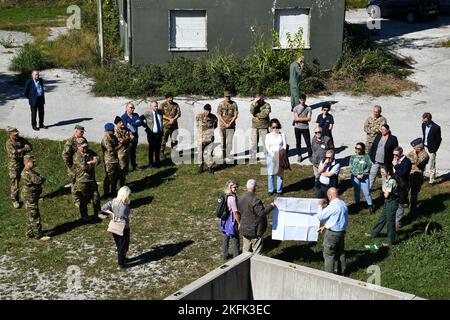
[272,197,321,242]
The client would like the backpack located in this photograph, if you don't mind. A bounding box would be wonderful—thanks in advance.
[215,194,230,219]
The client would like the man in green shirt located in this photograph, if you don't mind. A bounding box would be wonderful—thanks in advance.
[289,55,305,112]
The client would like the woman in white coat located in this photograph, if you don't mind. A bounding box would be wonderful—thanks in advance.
[265,118,287,195]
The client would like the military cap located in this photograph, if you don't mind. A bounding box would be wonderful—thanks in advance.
[7,127,19,135]
[23,155,36,163]
[74,125,85,131]
[114,116,123,125]
[224,91,231,97]
[165,92,174,99]
[411,138,423,148]
[104,123,115,132]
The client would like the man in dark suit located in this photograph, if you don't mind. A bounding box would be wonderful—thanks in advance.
[422,112,442,184]
[369,124,399,190]
[392,146,411,230]
[141,100,164,168]
[24,69,47,131]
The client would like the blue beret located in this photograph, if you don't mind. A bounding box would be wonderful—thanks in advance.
[104,123,115,132]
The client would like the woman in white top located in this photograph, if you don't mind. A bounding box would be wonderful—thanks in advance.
[265,119,287,195]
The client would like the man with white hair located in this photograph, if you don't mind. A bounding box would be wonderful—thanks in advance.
[238,179,275,254]
[364,105,387,153]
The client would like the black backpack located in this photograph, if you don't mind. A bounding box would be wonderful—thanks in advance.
[215,194,230,219]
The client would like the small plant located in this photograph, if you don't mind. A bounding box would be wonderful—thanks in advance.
[9,43,52,74]
[0,33,15,48]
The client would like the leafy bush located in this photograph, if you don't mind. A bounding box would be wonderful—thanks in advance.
[9,43,52,73]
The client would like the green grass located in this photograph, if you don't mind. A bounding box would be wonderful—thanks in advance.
[347,0,369,9]
[0,130,449,299]
[437,40,450,48]
[0,6,67,33]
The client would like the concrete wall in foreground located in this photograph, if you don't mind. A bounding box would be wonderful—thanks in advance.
[165,253,253,300]
[166,254,423,300]
[250,255,422,300]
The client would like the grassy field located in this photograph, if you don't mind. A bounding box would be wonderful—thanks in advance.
[0,6,67,34]
[347,0,369,9]
[0,130,448,299]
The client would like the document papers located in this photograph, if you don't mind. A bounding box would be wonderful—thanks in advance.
[272,197,321,242]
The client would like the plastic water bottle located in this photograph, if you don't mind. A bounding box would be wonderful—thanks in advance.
[365,243,378,250]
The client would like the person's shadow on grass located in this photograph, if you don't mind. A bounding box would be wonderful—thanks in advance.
[45,217,102,237]
[126,240,194,268]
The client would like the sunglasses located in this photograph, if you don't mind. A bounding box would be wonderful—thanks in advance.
[355,147,363,151]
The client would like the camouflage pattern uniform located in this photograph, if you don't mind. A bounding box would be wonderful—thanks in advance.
[62,135,87,202]
[196,112,218,170]
[407,149,429,211]
[115,127,134,186]
[363,116,387,152]
[73,148,100,218]
[5,132,32,206]
[21,160,45,238]
[101,133,120,197]
[217,100,238,160]
[250,101,271,157]
[160,100,181,154]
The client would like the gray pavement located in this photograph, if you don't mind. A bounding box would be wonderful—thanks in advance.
[0,10,449,176]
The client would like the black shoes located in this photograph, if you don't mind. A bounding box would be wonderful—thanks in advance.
[32,126,40,131]
[39,125,48,129]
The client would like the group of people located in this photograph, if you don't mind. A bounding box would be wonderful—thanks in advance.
[12,63,443,272]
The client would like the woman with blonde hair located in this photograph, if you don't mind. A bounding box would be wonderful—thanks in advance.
[219,180,240,261]
[102,186,132,269]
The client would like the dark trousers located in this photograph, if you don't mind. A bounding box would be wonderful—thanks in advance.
[323,230,346,275]
[409,172,423,211]
[223,233,240,259]
[147,131,162,166]
[30,96,45,128]
[315,183,330,199]
[294,128,312,158]
[112,228,130,266]
[130,137,138,169]
[372,198,397,245]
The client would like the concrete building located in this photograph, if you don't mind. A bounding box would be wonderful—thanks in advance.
[118,0,346,69]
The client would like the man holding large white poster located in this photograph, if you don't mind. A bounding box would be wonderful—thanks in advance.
[314,188,349,275]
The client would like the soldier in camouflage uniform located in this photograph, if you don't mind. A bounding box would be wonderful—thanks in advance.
[250,94,271,159]
[114,116,135,186]
[73,141,101,220]
[102,123,120,198]
[363,105,387,153]
[217,91,239,162]
[5,127,32,209]
[407,138,430,213]
[62,125,88,207]
[160,93,181,159]
[21,155,50,240]
[196,104,218,174]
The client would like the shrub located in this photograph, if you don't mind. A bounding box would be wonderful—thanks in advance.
[9,43,52,73]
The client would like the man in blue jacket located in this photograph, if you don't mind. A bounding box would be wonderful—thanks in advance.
[24,69,47,131]
[121,102,143,171]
